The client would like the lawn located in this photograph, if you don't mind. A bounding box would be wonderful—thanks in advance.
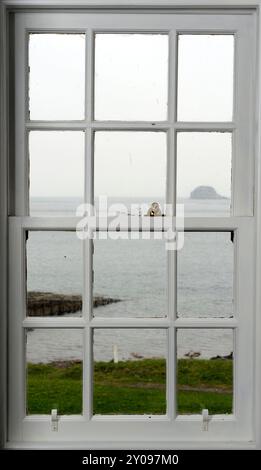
[27,357,233,415]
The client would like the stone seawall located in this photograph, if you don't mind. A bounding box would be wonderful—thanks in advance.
[27,291,121,316]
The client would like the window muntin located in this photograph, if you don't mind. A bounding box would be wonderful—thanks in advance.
[9,10,256,445]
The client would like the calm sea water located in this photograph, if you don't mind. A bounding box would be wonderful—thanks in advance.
[26,197,234,363]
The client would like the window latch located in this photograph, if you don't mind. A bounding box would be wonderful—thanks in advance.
[202,409,209,431]
[51,408,59,432]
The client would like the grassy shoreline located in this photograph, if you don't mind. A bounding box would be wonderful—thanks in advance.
[27,357,233,415]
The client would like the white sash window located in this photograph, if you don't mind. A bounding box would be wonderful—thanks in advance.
[3,6,258,448]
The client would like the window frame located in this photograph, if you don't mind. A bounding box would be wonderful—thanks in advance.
[0,1,260,450]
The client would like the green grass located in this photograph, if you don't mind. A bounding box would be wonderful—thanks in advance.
[27,358,233,416]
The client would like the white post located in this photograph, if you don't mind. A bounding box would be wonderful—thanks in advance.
[113,344,119,364]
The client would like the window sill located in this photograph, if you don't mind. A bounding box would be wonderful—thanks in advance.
[4,440,257,450]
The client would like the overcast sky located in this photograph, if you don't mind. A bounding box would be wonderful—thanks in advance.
[29,33,234,199]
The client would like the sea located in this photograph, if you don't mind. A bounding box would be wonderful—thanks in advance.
[26,197,234,364]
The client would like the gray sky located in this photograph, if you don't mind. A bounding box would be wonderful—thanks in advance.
[29,33,234,199]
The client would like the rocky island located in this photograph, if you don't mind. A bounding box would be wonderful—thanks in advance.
[190,185,227,200]
[27,291,121,316]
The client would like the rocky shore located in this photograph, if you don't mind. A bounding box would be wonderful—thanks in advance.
[27,291,121,316]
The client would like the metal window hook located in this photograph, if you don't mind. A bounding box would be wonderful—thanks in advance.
[202,409,209,431]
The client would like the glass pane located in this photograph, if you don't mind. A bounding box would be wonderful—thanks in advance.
[93,239,167,318]
[177,35,234,121]
[26,231,83,317]
[177,329,233,415]
[178,232,234,318]
[95,34,168,121]
[93,329,166,415]
[26,329,83,414]
[29,34,85,120]
[29,131,84,215]
[177,132,232,216]
[94,132,166,209]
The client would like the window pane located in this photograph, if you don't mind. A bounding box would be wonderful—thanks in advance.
[29,34,85,120]
[26,329,83,414]
[93,329,166,415]
[177,329,233,415]
[26,231,83,317]
[177,132,232,216]
[95,34,168,121]
[94,132,166,206]
[178,232,234,318]
[177,35,234,121]
[29,131,84,215]
[94,239,167,318]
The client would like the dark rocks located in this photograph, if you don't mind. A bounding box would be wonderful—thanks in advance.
[210,352,233,360]
[27,291,121,317]
[184,351,201,359]
[93,296,121,308]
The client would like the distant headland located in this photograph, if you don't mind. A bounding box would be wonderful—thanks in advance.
[190,186,227,200]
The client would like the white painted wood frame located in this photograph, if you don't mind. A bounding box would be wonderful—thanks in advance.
[0,4,258,449]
